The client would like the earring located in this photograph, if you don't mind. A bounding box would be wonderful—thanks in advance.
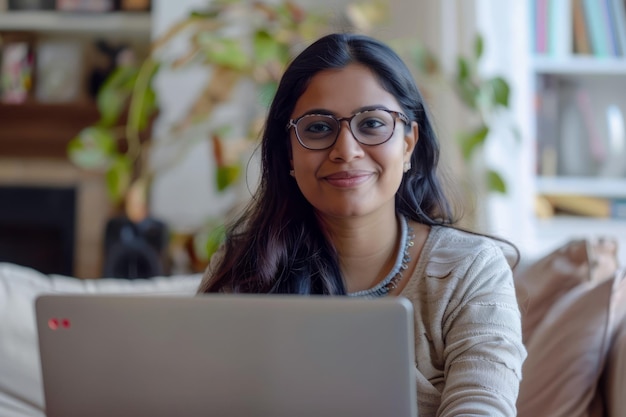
[403,162,411,173]
[289,169,295,177]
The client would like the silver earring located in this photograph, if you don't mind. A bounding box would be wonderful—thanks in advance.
[403,162,411,173]
[289,169,295,177]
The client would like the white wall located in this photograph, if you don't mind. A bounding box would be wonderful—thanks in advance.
[471,0,535,252]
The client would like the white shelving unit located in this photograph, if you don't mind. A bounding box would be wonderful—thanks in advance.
[527,7,626,261]
[470,1,626,262]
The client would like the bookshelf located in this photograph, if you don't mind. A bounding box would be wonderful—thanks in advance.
[467,1,626,261]
[0,10,151,158]
[528,0,626,258]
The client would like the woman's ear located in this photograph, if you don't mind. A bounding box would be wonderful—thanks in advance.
[403,121,418,161]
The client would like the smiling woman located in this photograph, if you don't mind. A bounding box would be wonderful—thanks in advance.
[197,33,526,416]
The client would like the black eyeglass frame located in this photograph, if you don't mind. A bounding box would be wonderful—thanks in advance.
[286,108,410,150]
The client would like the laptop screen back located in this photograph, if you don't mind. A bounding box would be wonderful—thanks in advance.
[36,294,417,417]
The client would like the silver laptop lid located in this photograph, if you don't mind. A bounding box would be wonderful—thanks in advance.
[36,294,417,417]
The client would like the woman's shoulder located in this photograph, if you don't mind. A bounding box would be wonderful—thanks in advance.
[428,225,504,257]
[420,225,510,278]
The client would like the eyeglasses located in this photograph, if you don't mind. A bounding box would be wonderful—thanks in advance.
[286,108,410,150]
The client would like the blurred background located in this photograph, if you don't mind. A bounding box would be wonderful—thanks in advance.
[0,0,624,279]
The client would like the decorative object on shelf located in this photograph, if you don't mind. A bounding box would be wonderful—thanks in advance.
[56,0,114,12]
[7,0,54,10]
[119,0,150,12]
[0,33,34,103]
[35,40,83,103]
[87,38,135,98]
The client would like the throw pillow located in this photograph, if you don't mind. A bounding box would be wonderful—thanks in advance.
[602,268,626,417]
[514,237,618,344]
[0,262,202,417]
[516,267,626,417]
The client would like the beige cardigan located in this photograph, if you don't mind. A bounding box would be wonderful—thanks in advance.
[403,226,526,416]
[200,225,526,416]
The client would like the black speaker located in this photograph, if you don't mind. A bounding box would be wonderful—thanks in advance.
[102,216,168,279]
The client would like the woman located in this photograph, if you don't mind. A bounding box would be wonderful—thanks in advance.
[198,33,526,416]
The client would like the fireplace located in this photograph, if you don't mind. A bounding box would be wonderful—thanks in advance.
[0,185,76,276]
[0,158,112,278]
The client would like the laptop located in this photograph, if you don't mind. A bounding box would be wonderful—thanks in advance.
[36,294,417,417]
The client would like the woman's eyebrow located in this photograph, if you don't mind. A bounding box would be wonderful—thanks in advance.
[297,104,392,118]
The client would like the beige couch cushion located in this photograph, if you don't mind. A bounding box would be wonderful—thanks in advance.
[516,249,624,417]
[0,262,201,417]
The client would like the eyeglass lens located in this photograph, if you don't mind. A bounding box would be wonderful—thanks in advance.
[295,109,397,149]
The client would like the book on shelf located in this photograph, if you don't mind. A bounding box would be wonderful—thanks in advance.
[533,0,549,54]
[573,0,592,54]
[542,194,626,219]
[549,0,573,57]
[535,74,560,176]
[582,0,612,56]
[609,0,626,57]
[533,0,626,57]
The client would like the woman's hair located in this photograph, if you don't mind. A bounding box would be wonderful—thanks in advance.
[199,33,462,295]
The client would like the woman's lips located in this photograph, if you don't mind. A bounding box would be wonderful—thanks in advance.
[324,171,373,187]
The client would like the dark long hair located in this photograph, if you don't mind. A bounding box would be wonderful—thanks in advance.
[199,33,458,295]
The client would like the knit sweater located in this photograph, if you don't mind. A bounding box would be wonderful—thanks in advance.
[199,225,526,416]
[405,226,526,416]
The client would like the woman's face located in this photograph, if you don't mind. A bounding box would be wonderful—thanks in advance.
[288,63,417,220]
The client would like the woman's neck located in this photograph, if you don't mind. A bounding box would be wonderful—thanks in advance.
[318,212,401,293]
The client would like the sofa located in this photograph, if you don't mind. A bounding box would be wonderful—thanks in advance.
[0,237,624,417]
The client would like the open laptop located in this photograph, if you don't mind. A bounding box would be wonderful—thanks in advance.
[35,294,417,417]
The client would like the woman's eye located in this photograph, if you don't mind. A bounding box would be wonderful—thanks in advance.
[305,122,334,135]
[359,118,386,130]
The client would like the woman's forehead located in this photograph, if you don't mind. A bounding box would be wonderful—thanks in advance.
[291,64,400,118]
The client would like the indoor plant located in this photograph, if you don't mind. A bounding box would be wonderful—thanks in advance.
[67,0,336,223]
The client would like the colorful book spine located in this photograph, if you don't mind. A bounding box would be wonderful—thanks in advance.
[609,0,626,56]
[601,0,620,56]
[536,0,550,54]
[582,0,611,56]
[543,195,626,219]
[548,0,573,57]
[573,0,592,54]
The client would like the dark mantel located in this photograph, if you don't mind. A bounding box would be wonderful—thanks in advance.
[0,101,99,158]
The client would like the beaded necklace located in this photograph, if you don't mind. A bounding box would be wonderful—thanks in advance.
[347,214,414,298]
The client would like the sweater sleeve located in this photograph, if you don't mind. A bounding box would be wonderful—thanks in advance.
[438,244,527,417]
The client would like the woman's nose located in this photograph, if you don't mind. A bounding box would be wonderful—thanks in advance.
[328,121,365,161]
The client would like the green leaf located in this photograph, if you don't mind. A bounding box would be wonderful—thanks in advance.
[487,169,507,193]
[258,81,278,108]
[457,56,471,83]
[105,155,133,204]
[253,30,286,65]
[456,80,479,110]
[458,125,489,160]
[129,83,158,132]
[489,76,510,107]
[215,164,241,191]
[204,222,226,260]
[67,127,118,170]
[474,34,484,60]
[97,88,127,127]
[200,35,249,71]
[96,66,146,128]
